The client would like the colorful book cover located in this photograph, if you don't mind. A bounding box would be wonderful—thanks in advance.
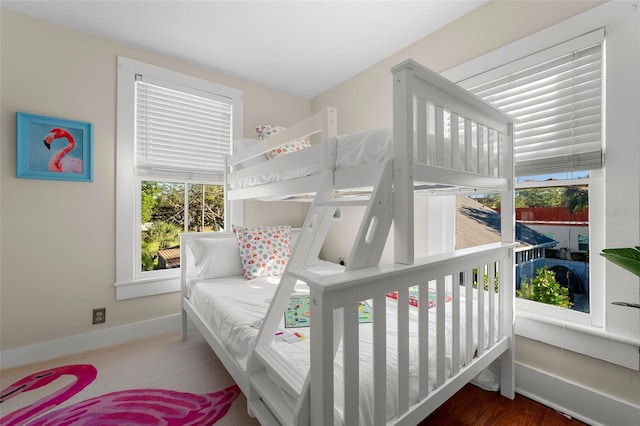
[386,286,451,308]
[284,295,373,328]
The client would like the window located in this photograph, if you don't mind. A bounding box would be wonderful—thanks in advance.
[578,234,589,251]
[443,2,639,368]
[141,182,224,272]
[116,57,243,300]
[457,173,591,316]
[454,30,605,324]
[515,172,591,314]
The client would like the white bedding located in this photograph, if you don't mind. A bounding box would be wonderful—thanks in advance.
[187,261,344,367]
[229,128,393,189]
[187,262,498,424]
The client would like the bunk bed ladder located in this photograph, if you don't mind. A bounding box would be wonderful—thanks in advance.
[247,160,395,425]
[345,159,395,272]
[246,169,339,425]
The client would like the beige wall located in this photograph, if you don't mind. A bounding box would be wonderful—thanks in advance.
[0,8,310,350]
[311,0,639,408]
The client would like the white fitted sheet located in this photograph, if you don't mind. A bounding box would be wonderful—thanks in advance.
[187,263,498,424]
[187,261,344,367]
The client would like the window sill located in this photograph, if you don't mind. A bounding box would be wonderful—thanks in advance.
[515,310,640,370]
[114,276,180,300]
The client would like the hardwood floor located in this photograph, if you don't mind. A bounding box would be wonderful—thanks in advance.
[419,384,586,425]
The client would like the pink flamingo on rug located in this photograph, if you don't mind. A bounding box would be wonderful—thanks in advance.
[43,127,83,173]
[0,364,240,425]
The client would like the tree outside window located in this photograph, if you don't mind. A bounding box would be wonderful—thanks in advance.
[141,182,224,271]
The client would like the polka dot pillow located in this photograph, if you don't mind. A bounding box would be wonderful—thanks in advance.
[232,225,293,280]
[255,124,311,159]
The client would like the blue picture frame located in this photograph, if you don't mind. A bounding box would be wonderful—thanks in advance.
[16,112,93,182]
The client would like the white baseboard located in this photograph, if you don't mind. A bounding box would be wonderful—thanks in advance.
[0,314,181,370]
[516,362,640,426]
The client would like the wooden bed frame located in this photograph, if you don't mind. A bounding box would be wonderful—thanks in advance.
[181,58,515,425]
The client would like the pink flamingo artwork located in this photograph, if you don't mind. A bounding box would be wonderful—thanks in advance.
[0,364,240,425]
[43,127,83,173]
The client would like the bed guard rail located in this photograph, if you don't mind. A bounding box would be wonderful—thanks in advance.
[224,107,338,207]
[226,106,338,171]
[289,242,515,425]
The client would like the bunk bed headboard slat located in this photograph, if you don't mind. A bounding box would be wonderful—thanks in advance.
[418,281,429,401]
[397,287,410,415]
[392,59,512,135]
[372,295,387,424]
[477,263,486,358]
[452,272,462,375]
[343,304,360,426]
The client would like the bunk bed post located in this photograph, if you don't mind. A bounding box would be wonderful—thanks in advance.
[500,122,516,399]
[322,106,338,170]
[393,65,415,265]
[180,233,188,341]
[224,143,244,231]
[310,287,334,426]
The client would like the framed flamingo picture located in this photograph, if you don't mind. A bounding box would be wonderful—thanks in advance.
[16,112,93,182]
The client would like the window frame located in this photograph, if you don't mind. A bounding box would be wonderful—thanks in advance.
[442,2,639,369]
[115,57,243,300]
[513,173,601,326]
[451,27,606,324]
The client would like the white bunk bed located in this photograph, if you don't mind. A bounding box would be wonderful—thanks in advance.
[181,58,516,425]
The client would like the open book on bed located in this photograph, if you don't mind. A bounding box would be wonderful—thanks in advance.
[284,295,373,328]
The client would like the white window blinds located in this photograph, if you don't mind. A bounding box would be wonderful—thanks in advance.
[135,80,233,182]
[459,30,604,176]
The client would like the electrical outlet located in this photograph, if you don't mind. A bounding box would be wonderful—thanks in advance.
[92,308,106,325]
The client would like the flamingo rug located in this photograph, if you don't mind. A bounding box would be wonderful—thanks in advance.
[0,331,257,425]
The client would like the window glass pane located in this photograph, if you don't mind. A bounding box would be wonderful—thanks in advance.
[578,234,589,251]
[515,183,589,313]
[517,170,590,183]
[187,184,224,232]
[141,181,184,271]
[456,193,502,250]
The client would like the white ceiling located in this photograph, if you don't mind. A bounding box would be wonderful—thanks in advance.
[2,0,487,99]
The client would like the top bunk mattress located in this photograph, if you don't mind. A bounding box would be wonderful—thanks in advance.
[228,128,392,190]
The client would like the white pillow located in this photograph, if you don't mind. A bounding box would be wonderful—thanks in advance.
[188,237,243,279]
[255,125,311,159]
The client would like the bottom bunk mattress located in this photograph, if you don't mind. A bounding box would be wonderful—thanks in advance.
[186,262,499,424]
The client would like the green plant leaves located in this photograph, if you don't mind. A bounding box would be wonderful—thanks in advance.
[600,247,640,278]
[516,266,571,308]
